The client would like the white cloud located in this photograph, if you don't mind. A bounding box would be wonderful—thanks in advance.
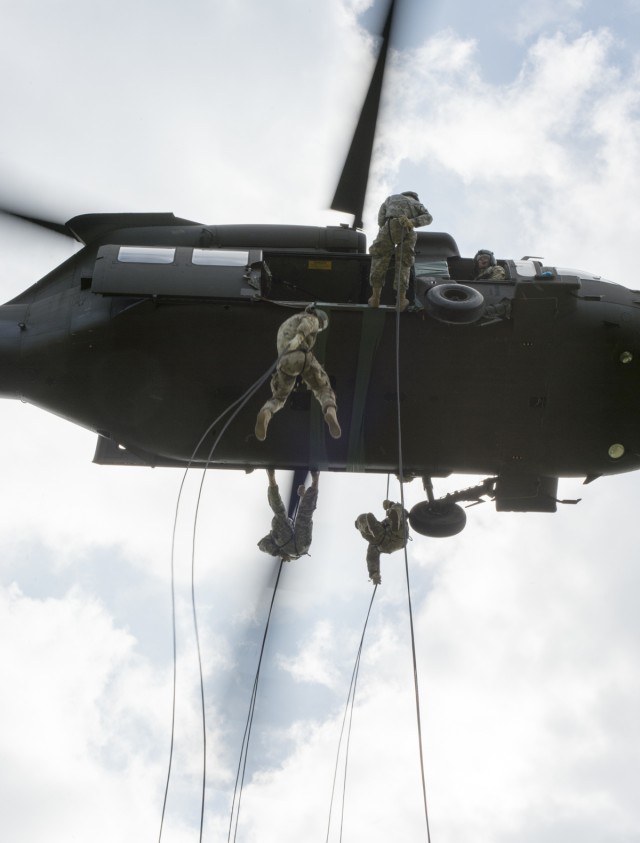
[0,584,168,841]
[2,1,640,840]
[277,619,342,687]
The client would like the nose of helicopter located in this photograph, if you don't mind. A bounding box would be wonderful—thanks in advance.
[0,304,28,398]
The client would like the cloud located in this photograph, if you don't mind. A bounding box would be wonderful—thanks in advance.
[0,583,168,842]
[2,1,640,841]
[366,25,640,282]
[277,619,342,687]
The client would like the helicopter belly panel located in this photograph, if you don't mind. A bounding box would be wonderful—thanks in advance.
[499,297,557,470]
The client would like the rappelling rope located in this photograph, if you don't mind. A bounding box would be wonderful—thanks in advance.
[324,585,377,843]
[158,360,277,843]
[395,231,433,841]
[228,471,308,841]
[227,551,287,843]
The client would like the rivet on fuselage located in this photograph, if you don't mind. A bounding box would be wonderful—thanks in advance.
[620,351,633,364]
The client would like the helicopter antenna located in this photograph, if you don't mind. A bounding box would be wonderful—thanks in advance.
[330,0,398,230]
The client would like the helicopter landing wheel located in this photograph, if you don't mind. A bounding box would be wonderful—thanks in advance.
[425,283,485,324]
[409,500,467,538]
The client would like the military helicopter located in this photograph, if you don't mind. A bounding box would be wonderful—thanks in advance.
[2,0,639,537]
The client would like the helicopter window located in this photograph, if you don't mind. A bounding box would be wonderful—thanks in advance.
[192,249,248,267]
[118,246,176,264]
[415,259,450,278]
[554,267,603,281]
[513,260,537,278]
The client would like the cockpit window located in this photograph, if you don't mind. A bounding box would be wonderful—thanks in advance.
[513,260,537,278]
[118,246,176,264]
[192,249,248,266]
[554,267,602,281]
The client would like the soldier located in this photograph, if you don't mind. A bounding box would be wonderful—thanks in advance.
[258,469,319,561]
[354,499,409,585]
[368,191,433,311]
[474,249,506,281]
[255,306,341,441]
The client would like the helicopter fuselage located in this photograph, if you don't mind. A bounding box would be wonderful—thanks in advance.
[2,213,640,513]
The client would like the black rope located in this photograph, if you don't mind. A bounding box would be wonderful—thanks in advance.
[158,360,277,843]
[159,309,329,839]
[227,557,286,842]
[325,586,377,843]
[227,472,306,840]
[395,232,433,841]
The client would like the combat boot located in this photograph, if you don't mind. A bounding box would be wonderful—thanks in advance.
[324,405,342,439]
[397,290,410,312]
[368,287,382,307]
[255,408,272,441]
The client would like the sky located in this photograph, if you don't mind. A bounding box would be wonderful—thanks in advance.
[1,0,640,841]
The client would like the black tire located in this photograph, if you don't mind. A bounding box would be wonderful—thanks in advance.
[425,283,485,324]
[409,500,467,538]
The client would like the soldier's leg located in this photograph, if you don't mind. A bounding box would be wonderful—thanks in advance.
[395,230,417,312]
[369,251,391,286]
[256,336,310,441]
[355,513,385,544]
[303,357,341,439]
[255,367,297,440]
[355,513,370,541]
[292,485,318,554]
[368,231,394,306]
[295,485,318,527]
[366,544,382,585]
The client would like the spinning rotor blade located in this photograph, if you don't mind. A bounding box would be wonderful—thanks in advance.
[330,0,398,229]
[0,207,73,239]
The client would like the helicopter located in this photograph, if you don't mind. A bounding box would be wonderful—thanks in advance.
[2,0,639,538]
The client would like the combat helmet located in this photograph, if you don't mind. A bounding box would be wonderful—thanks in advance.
[474,249,496,267]
[305,304,329,330]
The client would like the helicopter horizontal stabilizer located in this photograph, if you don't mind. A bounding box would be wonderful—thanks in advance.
[495,474,559,512]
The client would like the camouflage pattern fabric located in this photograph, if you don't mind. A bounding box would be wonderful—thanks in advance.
[475,265,506,281]
[258,481,318,560]
[355,501,409,584]
[259,311,337,417]
[369,194,433,293]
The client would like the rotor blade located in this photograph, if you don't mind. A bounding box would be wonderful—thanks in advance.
[330,0,397,229]
[0,208,74,239]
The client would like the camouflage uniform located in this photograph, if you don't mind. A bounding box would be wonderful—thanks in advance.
[258,472,319,561]
[255,309,340,440]
[369,193,433,295]
[473,249,506,281]
[475,265,506,281]
[354,500,409,585]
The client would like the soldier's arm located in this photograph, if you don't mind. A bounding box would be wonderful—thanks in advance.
[377,200,388,227]
[287,315,318,351]
[411,206,433,228]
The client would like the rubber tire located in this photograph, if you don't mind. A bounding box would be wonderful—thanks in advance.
[425,283,485,324]
[409,500,467,538]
